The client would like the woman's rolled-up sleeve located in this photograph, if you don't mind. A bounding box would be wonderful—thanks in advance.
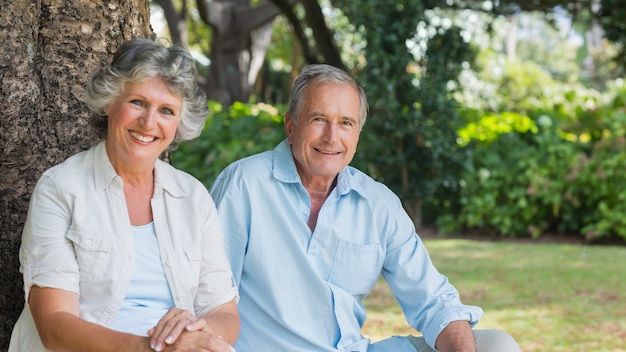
[20,174,80,302]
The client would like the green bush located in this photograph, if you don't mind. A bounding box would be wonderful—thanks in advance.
[438,112,584,238]
[569,92,626,240]
[171,101,286,188]
[438,80,626,241]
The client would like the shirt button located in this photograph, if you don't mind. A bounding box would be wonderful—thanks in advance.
[167,261,173,266]
[85,240,92,246]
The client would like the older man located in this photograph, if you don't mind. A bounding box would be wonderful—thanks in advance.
[210,64,520,352]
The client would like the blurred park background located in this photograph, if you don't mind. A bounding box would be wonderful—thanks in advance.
[152,0,626,244]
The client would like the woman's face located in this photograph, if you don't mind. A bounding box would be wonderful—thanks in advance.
[104,77,182,170]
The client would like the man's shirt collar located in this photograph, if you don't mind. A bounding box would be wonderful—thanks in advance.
[271,139,367,199]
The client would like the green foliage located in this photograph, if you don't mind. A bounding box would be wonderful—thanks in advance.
[439,114,584,238]
[438,80,626,241]
[171,101,286,187]
[342,0,425,196]
[469,50,559,113]
[514,12,582,84]
[599,0,626,73]
[567,85,626,240]
[265,14,297,73]
[457,112,538,146]
[342,1,476,226]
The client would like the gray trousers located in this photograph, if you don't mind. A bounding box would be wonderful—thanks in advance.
[368,330,522,352]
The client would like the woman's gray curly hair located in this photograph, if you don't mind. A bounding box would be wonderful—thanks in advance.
[84,38,208,150]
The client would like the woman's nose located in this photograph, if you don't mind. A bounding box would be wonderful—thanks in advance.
[140,108,157,127]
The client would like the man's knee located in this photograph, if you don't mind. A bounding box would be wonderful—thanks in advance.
[400,330,520,352]
[474,329,521,352]
[369,335,426,352]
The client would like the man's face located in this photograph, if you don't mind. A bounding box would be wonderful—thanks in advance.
[285,83,361,186]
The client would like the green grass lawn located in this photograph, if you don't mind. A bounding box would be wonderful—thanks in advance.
[361,238,626,351]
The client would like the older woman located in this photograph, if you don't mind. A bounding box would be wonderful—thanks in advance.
[9,38,239,352]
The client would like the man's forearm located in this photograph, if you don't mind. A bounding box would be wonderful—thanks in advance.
[435,320,476,352]
[201,299,240,345]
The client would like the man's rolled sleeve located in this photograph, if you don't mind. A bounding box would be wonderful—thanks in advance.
[421,295,483,348]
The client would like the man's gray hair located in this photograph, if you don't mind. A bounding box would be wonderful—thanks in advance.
[287,64,368,129]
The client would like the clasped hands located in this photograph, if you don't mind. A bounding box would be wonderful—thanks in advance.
[148,308,235,352]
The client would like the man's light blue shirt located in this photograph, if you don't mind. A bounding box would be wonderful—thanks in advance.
[210,140,483,351]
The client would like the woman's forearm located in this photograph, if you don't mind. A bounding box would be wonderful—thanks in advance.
[29,286,152,352]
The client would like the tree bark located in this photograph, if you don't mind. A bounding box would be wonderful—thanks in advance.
[196,0,282,105]
[155,0,346,105]
[272,0,345,69]
[154,0,189,47]
[0,0,152,350]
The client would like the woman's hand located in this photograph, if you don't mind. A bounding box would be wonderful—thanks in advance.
[160,329,236,352]
[148,308,235,352]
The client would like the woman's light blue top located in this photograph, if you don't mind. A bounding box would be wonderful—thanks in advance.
[111,222,174,336]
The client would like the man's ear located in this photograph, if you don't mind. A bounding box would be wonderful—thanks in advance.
[284,112,294,143]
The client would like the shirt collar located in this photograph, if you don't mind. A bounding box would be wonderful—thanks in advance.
[271,139,367,199]
[93,141,185,197]
[93,141,118,191]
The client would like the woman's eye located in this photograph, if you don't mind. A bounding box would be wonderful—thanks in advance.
[160,107,174,115]
[130,99,144,106]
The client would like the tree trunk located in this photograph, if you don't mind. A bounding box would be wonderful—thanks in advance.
[505,14,517,60]
[154,0,189,47]
[272,0,345,69]
[196,0,282,105]
[0,0,152,350]
[398,138,423,228]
